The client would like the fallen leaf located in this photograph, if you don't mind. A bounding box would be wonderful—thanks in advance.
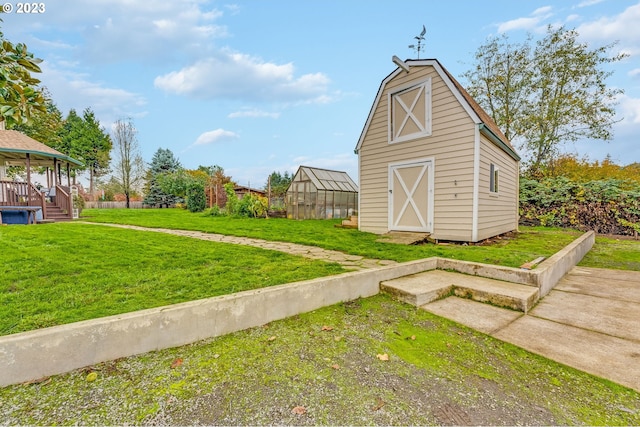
[411,335,416,340]
[446,343,452,348]
[291,406,307,415]
[268,336,276,342]
[331,364,340,370]
[376,353,389,361]
[334,336,342,342]
[372,397,386,411]
[321,325,334,331]
[170,358,183,369]
[86,372,98,382]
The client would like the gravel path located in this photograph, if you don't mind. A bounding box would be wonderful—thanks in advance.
[81,222,397,271]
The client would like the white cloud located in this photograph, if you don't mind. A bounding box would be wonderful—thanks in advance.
[575,0,605,8]
[576,3,640,54]
[5,0,229,64]
[228,109,281,119]
[497,6,554,33]
[154,51,331,104]
[629,68,640,79]
[617,94,640,125]
[194,129,240,146]
[39,62,147,123]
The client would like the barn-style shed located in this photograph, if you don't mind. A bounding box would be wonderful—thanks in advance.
[286,166,358,220]
[354,58,520,242]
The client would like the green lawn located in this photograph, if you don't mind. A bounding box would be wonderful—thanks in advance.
[80,208,583,267]
[2,208,636,336]
[580,235,640,270]
[0,222,344,335]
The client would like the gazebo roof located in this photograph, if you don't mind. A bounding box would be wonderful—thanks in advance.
[0,129,83,167]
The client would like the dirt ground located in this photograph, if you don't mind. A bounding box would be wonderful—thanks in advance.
[2,295,639,426]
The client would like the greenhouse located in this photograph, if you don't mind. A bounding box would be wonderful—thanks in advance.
[286,166,358,220]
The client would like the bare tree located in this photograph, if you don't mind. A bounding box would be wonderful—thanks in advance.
[111,118,145,208]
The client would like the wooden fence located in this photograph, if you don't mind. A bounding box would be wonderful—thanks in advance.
[85,201,144,209]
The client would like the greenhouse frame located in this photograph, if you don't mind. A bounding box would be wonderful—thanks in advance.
[286,166,358,220]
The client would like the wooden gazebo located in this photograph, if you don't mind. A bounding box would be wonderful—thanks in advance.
[0,126,83,224]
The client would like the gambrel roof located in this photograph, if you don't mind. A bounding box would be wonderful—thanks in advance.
[355,59,520,161]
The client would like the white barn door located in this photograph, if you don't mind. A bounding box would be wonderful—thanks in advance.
[388,159,433,232]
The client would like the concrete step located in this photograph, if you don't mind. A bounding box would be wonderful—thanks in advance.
[380,270,540,313]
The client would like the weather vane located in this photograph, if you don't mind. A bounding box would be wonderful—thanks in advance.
[408,25,426,59]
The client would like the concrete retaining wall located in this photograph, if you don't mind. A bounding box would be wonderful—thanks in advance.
[0,232,594,387]
[435,231,595,297]
[534,230,595,296]
[0,258,437,387]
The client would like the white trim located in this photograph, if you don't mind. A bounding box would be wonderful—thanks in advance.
[357,152,362,231]
[490,163,500,194]
[388,157,434,233]
[472,126,480,242]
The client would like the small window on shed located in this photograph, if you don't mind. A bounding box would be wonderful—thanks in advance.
[490,163,499,193]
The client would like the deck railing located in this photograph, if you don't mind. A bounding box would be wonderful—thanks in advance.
[0,180,40,206]
[0,180,74,220]
[52,184,72,218]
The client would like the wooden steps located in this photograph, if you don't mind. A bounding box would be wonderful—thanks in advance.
[44,204,72,222]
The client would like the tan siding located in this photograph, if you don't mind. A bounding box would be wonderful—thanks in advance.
[359,65,476,241]
[476,134,519,240]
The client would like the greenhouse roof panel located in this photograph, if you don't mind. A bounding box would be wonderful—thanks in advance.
[296,166,358,192]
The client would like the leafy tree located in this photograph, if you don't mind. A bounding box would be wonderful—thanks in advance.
[464,26,626,174]
[266,170,292,209]
[0,24,46,127]
[547,155,640,186]
[111,118,145,208]
[198,165,231,208]
[11,88,64,146]
[143,148,182,207]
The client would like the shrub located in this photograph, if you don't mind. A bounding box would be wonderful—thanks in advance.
[186,181,206,212]
[520,177,640,236]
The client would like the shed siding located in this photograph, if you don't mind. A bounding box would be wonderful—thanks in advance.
[476,134,519,240]
[359,66,477,240]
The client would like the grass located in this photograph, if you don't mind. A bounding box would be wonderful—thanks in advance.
[1,295,638,425]
[80,208,583,267]
[2,208,637,336]
[580,235,640,270]
[0,222,344,335]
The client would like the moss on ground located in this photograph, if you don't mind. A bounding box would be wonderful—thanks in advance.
[2,295,639,425]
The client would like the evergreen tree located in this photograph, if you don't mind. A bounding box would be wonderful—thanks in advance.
[80,108,112,195]
[143,148,182,207]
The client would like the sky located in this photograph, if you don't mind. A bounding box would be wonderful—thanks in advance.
[2,0,639,189]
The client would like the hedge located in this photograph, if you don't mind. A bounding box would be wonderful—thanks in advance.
[519,177,640,237]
